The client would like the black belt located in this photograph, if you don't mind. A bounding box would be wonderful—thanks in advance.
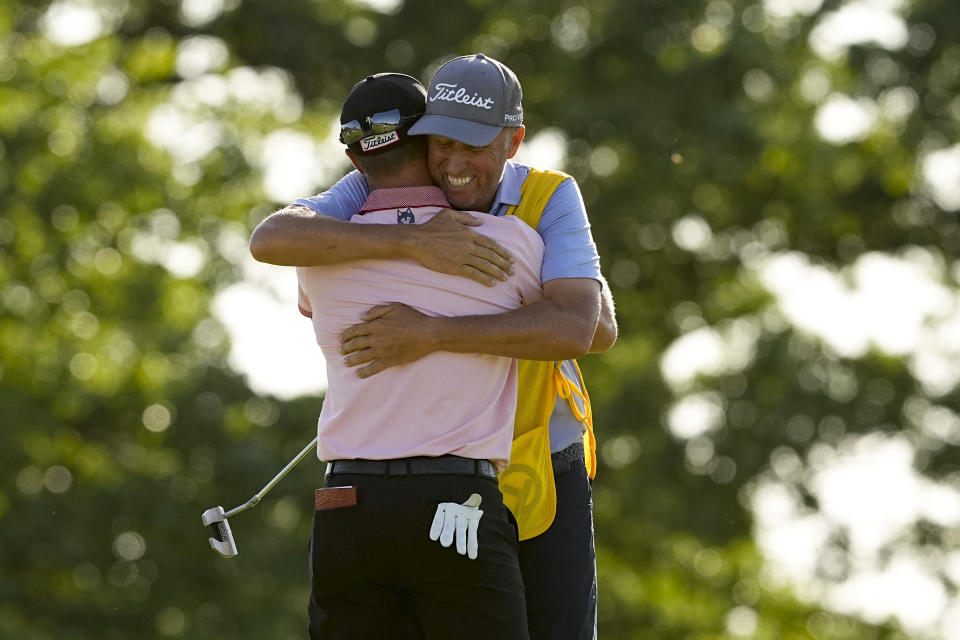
[551,441,585,476]
[326,455,498,481]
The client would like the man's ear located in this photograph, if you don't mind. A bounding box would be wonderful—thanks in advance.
[505,126,525,159]
[346,149,364,173]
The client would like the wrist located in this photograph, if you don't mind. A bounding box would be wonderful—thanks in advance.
[415,314,469,356]
[420,314,448,354]
[390,224,423,262]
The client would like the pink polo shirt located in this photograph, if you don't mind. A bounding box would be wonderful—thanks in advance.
[297,186,544,469]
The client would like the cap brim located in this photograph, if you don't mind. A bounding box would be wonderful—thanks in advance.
[408,114,502,147]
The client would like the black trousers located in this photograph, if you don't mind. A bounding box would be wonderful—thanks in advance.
[519,458,597,640]
[308,472,529,640]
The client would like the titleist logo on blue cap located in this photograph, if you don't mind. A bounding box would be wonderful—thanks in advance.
[429,83,496,110]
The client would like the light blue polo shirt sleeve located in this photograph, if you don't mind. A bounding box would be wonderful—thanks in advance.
[536,177,602,284]
[293,170,370,220]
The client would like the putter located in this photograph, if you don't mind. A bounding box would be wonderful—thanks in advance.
[201,436,318,558]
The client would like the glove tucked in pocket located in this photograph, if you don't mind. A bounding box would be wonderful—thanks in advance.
[428,493,483,560]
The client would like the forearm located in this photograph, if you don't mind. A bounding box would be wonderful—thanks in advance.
[589,279,617,353]
[424,290,600,361]
[249,205,417,267]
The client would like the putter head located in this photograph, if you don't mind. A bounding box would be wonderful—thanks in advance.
[201,506,239,558]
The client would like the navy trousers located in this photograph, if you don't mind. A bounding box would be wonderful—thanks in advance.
[518,458,597,640]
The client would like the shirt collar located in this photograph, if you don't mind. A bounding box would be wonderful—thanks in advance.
[358,186,451,214]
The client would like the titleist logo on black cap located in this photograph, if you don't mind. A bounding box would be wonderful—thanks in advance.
[360,130,399,151]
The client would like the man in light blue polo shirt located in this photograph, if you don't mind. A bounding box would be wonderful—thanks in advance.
[251,54,617,640]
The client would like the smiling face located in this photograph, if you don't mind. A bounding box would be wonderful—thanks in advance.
[426,127,525,213]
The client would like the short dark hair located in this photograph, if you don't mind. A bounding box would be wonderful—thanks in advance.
[350,133,427,177]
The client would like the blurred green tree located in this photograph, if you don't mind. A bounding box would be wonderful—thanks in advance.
[2,0,957,638]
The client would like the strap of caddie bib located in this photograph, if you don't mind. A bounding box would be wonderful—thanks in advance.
[499,168,600,539]
[498,169,569,541]
[554,360,597,479]
[504,168,568,227]
[506,168,599,481]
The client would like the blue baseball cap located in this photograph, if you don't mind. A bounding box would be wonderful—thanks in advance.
[409,54,524,147]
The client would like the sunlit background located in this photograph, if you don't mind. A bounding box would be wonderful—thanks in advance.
[4,0,960,637]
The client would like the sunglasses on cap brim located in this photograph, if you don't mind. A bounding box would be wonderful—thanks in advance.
[339,109,422,145]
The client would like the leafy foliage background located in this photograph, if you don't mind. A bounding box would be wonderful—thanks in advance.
[2,0,958,638]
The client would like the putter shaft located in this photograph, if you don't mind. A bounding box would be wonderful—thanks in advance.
[202,436,318,558]
[224,436,318,517]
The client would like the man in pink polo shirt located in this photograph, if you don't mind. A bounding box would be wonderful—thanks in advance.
[300,73,540,639]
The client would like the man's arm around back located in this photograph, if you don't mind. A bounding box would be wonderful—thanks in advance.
[250,205,515,286]
[339,277,609,378]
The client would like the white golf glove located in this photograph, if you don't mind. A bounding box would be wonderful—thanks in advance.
[429,493,483,560]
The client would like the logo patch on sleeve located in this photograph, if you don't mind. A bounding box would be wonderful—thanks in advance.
[360,130,399,152]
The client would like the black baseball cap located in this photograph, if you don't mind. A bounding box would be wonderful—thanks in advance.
[339,73,427,154]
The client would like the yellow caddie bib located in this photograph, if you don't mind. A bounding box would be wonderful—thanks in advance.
[497,169,598,540]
